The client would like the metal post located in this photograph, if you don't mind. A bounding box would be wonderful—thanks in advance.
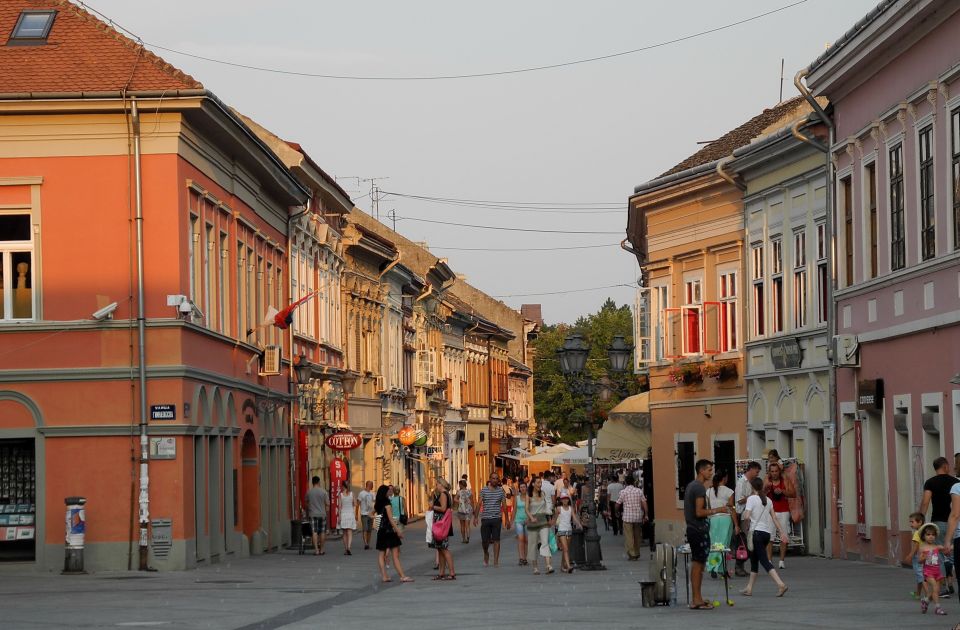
[579,395,605,571]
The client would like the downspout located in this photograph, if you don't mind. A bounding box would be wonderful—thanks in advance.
[795,68,837,558]
[716,156,747,191]
[131,98,151,571]
[377,251,401,280]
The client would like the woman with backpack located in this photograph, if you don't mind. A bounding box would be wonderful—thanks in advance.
[740,476,789,597]
[429,478,456,580]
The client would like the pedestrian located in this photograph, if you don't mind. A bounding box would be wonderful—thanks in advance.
[734,461,762,576]
[426,484,440,570]
[473,472,506,567]
[305,475,329,556]
[685,459,721,610]
[917,523,948,615]
[597,476,609,531]
[337,482,358,555]
[430,478,456,580]
[607,475,624,536]
[764,461,793,569]
[503,477,515,530]
[525,477,555,575]
[554,491,582,573]
[514,481,529,566]
[904,512,927,600]
[455,478,473,543]
[617,475,648,561]
[358,480,375,551]
[740,476,789,597]
[706,470,738,578]
[919,456,958,596]
[388,485,406,534]
[374,485,413,584]
[542,470,557,509]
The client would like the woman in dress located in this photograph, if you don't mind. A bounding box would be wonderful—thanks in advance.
[456,478,473,543]
[526,477,555,575]
[705,469,738,577]
[374,485,413,583]
[514,482,529,566]
[429,478,456,580]
[337,482,358,555]
[764,461,793,569]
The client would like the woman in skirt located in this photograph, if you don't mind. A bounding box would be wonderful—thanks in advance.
[374,485,413,583]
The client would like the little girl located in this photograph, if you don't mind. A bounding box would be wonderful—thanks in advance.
[554,492,582,574]
[918,523,948,616]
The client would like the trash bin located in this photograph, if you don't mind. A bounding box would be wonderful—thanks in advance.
[570,526,586,567]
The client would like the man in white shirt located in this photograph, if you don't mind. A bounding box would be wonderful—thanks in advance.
[734,461,762,576]
[541,471,556,509]
[607,476,625,536]
[357,481,375,550]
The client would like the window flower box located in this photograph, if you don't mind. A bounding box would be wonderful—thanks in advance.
[668,364,703,386]
[702,360,737,381]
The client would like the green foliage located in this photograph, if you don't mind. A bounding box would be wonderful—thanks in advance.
[532,298,638,444]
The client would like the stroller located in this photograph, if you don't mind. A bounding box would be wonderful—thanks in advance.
[296,516,313,555]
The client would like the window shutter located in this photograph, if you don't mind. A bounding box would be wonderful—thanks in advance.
[635,288,651,366]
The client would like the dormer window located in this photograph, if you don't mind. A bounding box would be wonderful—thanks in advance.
[9,10,56,44]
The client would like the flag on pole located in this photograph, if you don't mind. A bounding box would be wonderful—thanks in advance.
[271,292,318,329]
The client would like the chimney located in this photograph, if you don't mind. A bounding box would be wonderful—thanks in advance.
[520,304,543,326]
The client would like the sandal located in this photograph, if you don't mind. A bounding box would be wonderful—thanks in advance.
[444,574,457,580]
[777,585,788,597]
[689,602,715,610]
[432,575,445,581]
[400,577,414,583]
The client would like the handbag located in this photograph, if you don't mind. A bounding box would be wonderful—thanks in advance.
[526,511,548,530]
[548,528,559,554]
[736,541,749,561]
[431,509,453,541]
[373,514,382,530]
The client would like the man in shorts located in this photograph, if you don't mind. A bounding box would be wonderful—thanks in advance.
[357,480,375,550]
[305,476,329,556]
[474,472,506,567]
[685,459,724,610]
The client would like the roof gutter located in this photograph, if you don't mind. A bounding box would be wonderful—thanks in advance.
[377,251,401,280]
[716,155,746,191]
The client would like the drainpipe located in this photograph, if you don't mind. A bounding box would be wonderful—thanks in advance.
[131,98,151,571]
[795,68,837,558]
[716,156,746,191]
[377,252,401,280]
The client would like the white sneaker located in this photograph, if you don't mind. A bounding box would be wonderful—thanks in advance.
[778,560,785,569]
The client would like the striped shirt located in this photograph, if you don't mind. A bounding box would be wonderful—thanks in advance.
[479,486,505,520]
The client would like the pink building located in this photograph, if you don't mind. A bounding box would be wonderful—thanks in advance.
[805,0,960,564]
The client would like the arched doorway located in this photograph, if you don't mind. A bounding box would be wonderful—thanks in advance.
[240,430,260,547]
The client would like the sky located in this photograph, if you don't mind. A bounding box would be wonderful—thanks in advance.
[84,0,878,325]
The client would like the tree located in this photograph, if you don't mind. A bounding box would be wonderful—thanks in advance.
[533,298,639,445]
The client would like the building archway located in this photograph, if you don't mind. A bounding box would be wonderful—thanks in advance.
[0,391,44,564]
[240,430,260,550]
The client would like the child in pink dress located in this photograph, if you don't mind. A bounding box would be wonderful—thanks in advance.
[918,523,948,616]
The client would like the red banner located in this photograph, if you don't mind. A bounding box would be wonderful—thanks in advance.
[296,429,308,515]
[329,457,349,530]
[854,420,866,538]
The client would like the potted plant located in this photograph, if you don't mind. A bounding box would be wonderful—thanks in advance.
[668,363,703,386]
[702,360,737,381]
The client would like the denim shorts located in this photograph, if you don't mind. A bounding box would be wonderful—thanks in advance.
[557,529,573,538]
[514,522,527,536]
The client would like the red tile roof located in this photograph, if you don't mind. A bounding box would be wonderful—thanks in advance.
[0,0,201,94]
[658,96,808,178]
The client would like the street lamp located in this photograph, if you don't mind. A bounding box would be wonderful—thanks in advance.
[557,333,634,571]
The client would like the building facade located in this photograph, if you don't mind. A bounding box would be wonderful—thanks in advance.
[805,0,960,564]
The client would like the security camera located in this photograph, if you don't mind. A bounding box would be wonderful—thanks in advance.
[92,302,118,321]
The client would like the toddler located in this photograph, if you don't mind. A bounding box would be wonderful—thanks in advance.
[918,523,948,615]
[904,513,925,600]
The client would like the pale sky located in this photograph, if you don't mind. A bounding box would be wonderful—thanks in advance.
[86,0,877,325]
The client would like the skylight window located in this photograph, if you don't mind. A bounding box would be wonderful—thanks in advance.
[9,10,56,43]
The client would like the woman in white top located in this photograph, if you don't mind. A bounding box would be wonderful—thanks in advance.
[705,470,740,577]
[553,491,582,574]
[740,476,789,597]
[337,482,358,555]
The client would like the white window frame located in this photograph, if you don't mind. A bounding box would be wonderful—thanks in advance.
[682,275,703,356]
[0,211,36,321]
[751,244,765,338]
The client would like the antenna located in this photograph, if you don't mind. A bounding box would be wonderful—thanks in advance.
[387,209,398,232]
[361,176,390,221]
[779,58,785,103]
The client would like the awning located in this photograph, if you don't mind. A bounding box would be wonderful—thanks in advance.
[553,444,635,466]
[595,393,650,461]
[495,449,531,462]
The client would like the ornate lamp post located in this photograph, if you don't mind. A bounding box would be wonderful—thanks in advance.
[556,333,633,571]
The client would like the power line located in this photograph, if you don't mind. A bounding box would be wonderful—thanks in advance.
[395,215,623,235]
[383,191,621,206]
[83,1,807,82]
[383,191,624,214]
[493,283,634,298]
[430,242,619,252]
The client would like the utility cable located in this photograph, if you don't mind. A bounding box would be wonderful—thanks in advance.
[493,283,633,298]
[80,1,807,81]
[429,242,619,252]
[394,215,623,235]
[382,191,623,214]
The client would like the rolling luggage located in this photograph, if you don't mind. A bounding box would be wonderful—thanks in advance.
[649,542,676,605]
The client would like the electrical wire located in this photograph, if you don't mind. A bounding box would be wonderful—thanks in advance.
[80,1,807,81]
[493,283,633,298]
[394,215,623,234]
[382,191,623,214]
[429,242,619,252]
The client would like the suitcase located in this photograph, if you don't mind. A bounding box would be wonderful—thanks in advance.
[649,542,675,605]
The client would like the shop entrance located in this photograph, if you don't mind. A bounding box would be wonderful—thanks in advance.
[240,431,260,544]
[0,439,36,561]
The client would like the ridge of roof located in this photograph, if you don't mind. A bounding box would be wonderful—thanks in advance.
[655,95,808,180]
[0,0,202,94]
[806,0,899,75]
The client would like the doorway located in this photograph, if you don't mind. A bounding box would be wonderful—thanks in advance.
[713,439,736,490]
[0,439,35,562]
[240,431,260,544]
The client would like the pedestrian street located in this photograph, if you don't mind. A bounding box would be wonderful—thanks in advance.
[0,520,949,629]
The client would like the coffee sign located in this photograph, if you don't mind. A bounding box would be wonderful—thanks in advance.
[857,379,884,411]
[325,431,363,451]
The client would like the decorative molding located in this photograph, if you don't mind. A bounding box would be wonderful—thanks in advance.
[896,104,907,126]
[939,81,950,101]
[853,138,863,158]
[907,102,918,123]
[878,120,888,141]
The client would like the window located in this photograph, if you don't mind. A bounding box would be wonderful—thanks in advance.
[816,224,828,324]
[718,270,737,352]
[794,230,807,329]
[751,245,765,337]
[771,238,783,333]
[0,213,34,320]
[204,223,214,329]
[865,163,878,278]
[953,108,960,251]
[841,176,853,286]
[682,278,702,355]
[189,215,200,304]
[219,232,229,335]
[890,143,906,271]
[676,440,695,501]
[919,125,936,261]
[237,243,247,339]
[794,230,806,268]
[9,10,56,43]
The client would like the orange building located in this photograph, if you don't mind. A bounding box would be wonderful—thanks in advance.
[0,2,309,570]
[626,99,808,542]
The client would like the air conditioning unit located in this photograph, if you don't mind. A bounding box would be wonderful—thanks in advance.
[832,334,859,367]
[259,345,281,376]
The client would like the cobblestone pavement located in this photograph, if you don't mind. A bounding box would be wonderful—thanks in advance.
[0,522,955,629]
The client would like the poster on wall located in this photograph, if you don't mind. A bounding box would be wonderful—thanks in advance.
[329,456,349,532]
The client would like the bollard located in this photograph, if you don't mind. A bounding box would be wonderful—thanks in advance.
[63,496,86,574]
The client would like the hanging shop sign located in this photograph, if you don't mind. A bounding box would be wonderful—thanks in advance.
[857,379,884,411]
[770,339,802,370]
[413,430,428,447]
[325,431,363,451]
[329,457,349,530]
[398,426,417,446]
